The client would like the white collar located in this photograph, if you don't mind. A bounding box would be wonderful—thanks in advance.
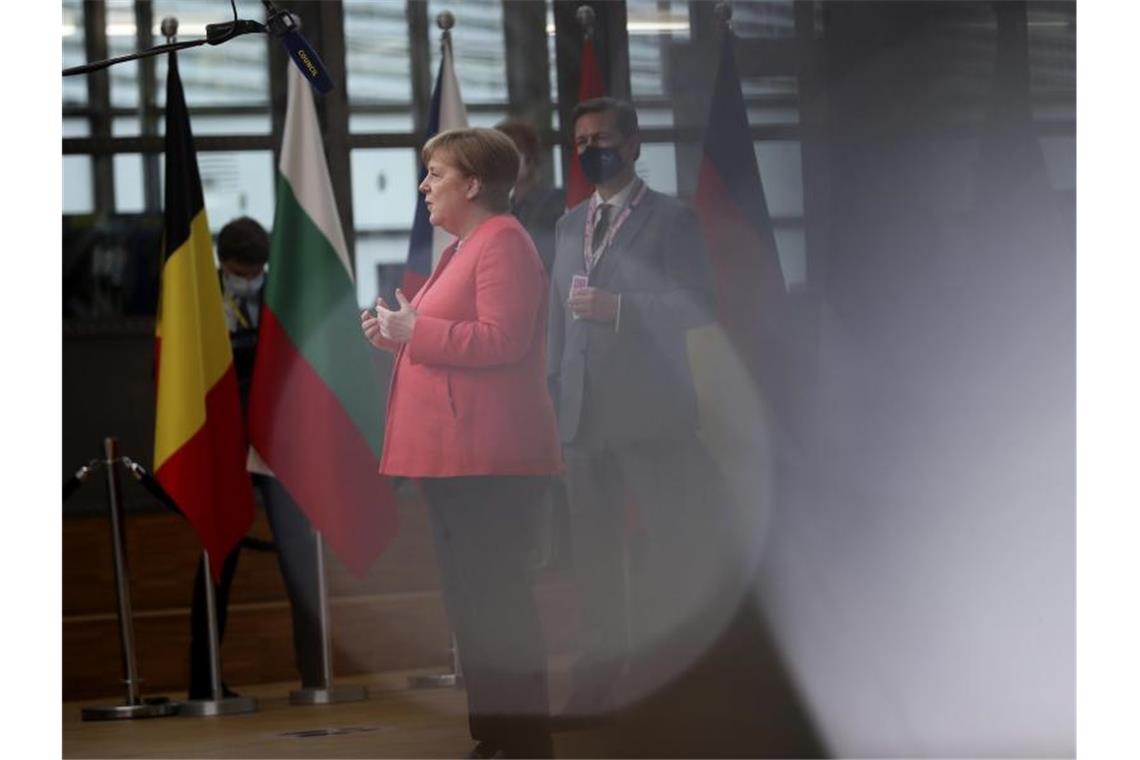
[591,175,639,217]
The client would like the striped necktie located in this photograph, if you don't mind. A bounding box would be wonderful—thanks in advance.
[589,203,612,268]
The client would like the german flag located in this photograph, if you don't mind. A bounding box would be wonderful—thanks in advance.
[153,52,254,582]
[685,25,784,563]
[693,28,788,407]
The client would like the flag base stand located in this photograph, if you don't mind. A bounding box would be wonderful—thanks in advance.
[290,685,368,705]
[286,534,371,706]
[408,633,463,689]
[178,551,260,718]
[178,695,258,717]
[408,672,462,689]
[82,697,179,721]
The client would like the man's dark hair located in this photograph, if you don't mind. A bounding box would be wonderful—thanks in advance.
[572,96,640,138]
[217,216,269,266]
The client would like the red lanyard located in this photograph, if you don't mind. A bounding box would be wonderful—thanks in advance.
[583,179,648,274]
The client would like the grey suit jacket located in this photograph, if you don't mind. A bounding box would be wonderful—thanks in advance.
[547,186,716,448]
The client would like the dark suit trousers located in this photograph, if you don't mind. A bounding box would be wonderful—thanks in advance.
[420,476,553,758]
[564,435,721,697]
[188,475,323,697]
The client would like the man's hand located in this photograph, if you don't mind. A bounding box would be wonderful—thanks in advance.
[568,286,619,323]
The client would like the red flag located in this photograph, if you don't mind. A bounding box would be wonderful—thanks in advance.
[565,37,605,208]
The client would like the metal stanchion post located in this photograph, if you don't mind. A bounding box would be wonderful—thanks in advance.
[290,532,367,704]
[179,550,258,716]
[82,438,179,721]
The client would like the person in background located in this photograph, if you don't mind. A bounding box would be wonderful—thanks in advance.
[546,97,718,722]
[186,217,324,700]
[495,118,572,575]
[495,118,565,274]
[361,127,562,760]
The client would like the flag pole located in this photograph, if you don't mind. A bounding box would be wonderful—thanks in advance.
[564,5,605,208]
[715,1,734,35]
[290,531,368,704]
[179,549,258,716]
[405,9,466,692]
[577,4,596,40]
[403,8,465,697]
[81,438,179,721]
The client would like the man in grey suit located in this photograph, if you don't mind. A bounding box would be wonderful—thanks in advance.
[547,97,718,719]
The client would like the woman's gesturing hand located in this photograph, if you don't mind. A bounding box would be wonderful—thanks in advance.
[360,301,386,348]
[376,289,417,344]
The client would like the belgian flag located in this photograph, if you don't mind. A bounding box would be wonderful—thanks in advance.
[153,52,254,581]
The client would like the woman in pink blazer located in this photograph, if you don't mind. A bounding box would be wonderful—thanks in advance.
[361,127,561,759]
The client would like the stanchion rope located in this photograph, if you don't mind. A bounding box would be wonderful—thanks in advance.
[63,458,103,502]
[64,454,277,553]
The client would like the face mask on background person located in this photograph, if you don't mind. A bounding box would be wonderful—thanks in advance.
[223,270,265,299]
[578,144,626,186]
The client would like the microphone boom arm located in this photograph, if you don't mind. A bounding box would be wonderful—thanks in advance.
[62,4,333,93]
[63,38,209,77]
[62,19,267,77]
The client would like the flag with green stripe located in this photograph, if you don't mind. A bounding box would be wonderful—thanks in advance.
[249,65,397,576]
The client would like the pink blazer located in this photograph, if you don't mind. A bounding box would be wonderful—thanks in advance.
[377,214,562,478]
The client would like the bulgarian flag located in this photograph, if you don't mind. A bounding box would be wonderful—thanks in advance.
[247,66,398,577]
[153,51,254,582]
[402,28,467,299]
[564,35,605,209]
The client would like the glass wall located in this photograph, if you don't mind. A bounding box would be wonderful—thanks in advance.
[62,0,1076,312]
[344,0,414,121]
[729,0,797,38]
[61,0,88,107]
[62,156,94,215]
[428,0,508,105]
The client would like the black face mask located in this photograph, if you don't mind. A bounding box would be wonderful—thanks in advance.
[578,144,626,185]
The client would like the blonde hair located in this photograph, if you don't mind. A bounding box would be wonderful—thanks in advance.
[422,127,520,213]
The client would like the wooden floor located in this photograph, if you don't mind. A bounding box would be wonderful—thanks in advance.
[63,496,578,702]
[64,605,827,759]
[64,667,487,759]
[63,664,603,759]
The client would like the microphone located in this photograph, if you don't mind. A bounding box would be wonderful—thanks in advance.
[262,1,335,94]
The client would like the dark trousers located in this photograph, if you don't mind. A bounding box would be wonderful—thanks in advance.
[188,475,323,698]
[563,435,724,701]
[421,476,553,758]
